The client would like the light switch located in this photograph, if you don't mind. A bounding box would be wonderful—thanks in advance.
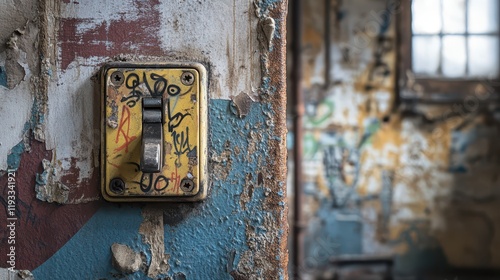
[100,63,207,202]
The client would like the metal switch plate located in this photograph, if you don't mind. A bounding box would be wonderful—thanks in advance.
[100,63,207,202]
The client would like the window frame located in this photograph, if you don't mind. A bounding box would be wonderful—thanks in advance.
[398,0,500,100]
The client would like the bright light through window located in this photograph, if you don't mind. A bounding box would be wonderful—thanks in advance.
[412,0,500,78]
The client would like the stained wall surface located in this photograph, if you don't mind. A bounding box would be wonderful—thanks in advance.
[0,0,288,279]
[292,0,500,276]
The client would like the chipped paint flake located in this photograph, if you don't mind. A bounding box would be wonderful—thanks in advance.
[35,159,70,204]
[106,99,118,129]
[0,0,288,279]
[139,207,170,278]
[240,173,255,210]
[231,91,254,118]
[0,268,34,280]
[210,142,233,181]
[111,243,142,274]
[258,17,276,51]
[5,26,28,89]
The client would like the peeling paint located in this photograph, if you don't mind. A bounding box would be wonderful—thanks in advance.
[0,65,7,87]
[210,141,233,181]
[35,159,70,204]
[0,15,42,171]
[258,17,276,51]
[0,268,34,280]
[231,91,254,118]
[139,207,170,278]
[0,0,288,278]
[247,130,263,163]
[111,243,142,274]
[106,99,118,128]
[240,173,255,210]
[5,27,27,89]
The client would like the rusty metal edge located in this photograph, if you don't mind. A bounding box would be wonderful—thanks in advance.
[263,0,290,279]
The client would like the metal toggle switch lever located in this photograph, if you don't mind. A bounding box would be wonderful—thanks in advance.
[141,97,163,173]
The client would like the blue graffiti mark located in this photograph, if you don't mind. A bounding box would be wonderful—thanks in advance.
[359,118,380,148]
[0,66,7,88]
[378,9,392,35]
[449,165,467,173]
[337,10,347,21]
[448,126,498,173]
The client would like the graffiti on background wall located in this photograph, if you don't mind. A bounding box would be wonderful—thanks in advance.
[294,0,500,275]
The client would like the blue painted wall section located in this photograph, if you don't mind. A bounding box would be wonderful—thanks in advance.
[33,205,147,279]
[32,99,287,279]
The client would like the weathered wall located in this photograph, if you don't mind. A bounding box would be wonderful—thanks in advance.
[293,0,500,277]
[0,0,288,279]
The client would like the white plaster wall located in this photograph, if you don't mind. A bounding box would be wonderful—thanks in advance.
[43,0,262,185]
[0,0,39,171]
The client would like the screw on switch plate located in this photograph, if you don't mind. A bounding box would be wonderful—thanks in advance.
[101,63,208,202]
[109,178,125,194]
[181,71,194,86]
[180,178,195,192]
[111,71,124,86]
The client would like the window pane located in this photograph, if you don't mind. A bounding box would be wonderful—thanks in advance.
[442,36,466,77]
[443,0,466,33]
[413,36,441,75]
[413,0,442,34]
[468,0,499,33]
[468,36,499,78]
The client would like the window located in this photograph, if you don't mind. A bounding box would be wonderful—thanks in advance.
[399,0,500,97]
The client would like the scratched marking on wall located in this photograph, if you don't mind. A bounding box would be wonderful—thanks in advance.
[104,68,200,197]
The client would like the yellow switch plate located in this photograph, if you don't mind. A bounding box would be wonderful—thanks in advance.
[100,63,207,202]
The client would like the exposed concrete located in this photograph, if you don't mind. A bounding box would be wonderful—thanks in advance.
[35,159,70,204]
[0,3,41,171]
[139,207,170,278]
[210,142,233,181]
[0,0,38,54]
[111,243,142,274]
[0,268,34,280]
[240,173,255,210]
[5,28,27,89]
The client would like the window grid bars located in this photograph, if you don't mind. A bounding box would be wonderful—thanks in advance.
[412,0,500,78]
